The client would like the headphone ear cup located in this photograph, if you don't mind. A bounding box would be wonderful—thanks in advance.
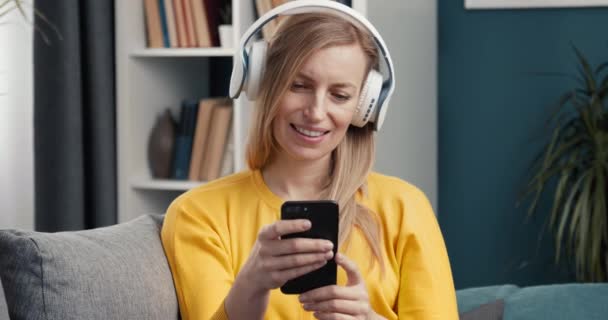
[351,70,383,127]
[244,41,268,100]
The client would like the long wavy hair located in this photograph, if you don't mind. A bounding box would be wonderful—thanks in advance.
[246,13,383,271]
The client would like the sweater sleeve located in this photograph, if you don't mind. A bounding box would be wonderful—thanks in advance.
[161,196,233,320]
[395,187,459,320]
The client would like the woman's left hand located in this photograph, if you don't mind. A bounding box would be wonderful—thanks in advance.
[299,253,384,320]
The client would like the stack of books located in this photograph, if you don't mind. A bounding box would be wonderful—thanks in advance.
[170,98,233,181]
[143,0,222,48]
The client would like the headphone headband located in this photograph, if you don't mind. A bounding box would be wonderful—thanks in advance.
[229,0,396,130]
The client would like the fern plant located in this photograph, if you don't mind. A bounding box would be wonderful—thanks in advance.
[522,46,608,282]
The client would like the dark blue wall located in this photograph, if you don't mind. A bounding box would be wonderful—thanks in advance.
[438,2,608,289]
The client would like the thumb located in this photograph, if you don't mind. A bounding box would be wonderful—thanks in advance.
[336,253,363,286]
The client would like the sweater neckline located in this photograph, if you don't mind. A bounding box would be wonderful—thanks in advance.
[251,169,284,210]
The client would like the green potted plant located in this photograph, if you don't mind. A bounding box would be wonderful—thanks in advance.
[522,46,608,282]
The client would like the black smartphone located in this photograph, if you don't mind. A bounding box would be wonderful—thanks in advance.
[280,200,339,294]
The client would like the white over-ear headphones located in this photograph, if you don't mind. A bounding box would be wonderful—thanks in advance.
[229,0,395,131]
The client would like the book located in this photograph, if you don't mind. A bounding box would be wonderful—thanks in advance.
[204,0,221,47]
[188,98,224,180]
[182,0,197,47]
[255,0,274,41]
[164,0,178,47]
[172,100,199,179]
[256,0,289,41]
[158,0,170,47]
[271,0,288,33]
[173,0,187,47]
[271,0,286,6]
[143,0,163,48]
[190,0,212,47]
[200,100,233,181]
[219,122,234,177]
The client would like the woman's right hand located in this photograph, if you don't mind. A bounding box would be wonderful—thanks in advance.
[239,219,335,294]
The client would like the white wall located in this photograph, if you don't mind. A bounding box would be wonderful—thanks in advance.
[369,0,438,211]
[0,8,34,230]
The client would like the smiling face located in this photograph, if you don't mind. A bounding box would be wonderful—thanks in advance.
[271,44,369,165]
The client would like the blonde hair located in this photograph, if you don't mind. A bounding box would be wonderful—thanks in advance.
[246,13,383,272]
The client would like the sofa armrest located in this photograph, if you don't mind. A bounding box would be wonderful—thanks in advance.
[0,278,8,320]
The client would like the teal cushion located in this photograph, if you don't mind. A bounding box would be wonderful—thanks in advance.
[458,283,608,320]
[457,284,519,313]
[504,283,608,320]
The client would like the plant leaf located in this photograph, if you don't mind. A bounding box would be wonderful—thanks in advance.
[0,0,12,9]
[596,61,608,75]
[590,165,606,281]
[547,91,577,125]
[0,3,14,18]
[573,45,597,92]
[13,0,25,19]
[532,134,587,180]
[549,162,574,231]
[555,170,587,263]
[520,132,585,216]
[30,3,63,41]
[573,171,593,280]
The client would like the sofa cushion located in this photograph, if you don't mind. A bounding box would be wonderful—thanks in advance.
[0,214,179,320]
[459,299,504,320]
[504,283,608,320]
[457,284,519,314]
[0,278,8,320]
[458,283,608,320]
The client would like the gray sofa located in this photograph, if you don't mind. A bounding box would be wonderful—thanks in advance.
[0,280,7,320]
[1,214,608,320]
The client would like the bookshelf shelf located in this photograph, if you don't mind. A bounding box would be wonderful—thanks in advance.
[131,177,204,191]
[130,47,235,58]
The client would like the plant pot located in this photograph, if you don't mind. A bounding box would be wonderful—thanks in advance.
[219,24,233,48]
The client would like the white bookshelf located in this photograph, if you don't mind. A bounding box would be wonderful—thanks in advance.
[115,0,367,222]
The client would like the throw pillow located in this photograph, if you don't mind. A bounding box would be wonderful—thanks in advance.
[459,299,504,320]
[0,214,179,320]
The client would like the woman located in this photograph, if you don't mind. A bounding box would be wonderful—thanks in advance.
[161,10,458,320]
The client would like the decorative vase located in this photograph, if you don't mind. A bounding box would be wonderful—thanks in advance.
[147,109,175,179]
[219,24,233,48]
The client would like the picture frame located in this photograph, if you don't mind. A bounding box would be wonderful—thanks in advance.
[465,0,608,9]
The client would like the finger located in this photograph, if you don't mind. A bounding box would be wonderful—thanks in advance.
[335,253,363,286]
[313,312,354,320]
[299,285,360,303]
[303,299,367,315]
[263,238,333,256]
[269,251,334,270]
[274,260,327,285]
[258,219,310,240]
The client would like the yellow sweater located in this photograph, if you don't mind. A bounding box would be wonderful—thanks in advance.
[161,170,458,320]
